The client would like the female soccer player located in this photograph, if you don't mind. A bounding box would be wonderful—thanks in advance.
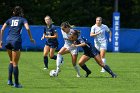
[69,30,117,78]
[0,6,35,88]
[90,17,112,72]
[55,21,80,77]
[41,16,58,69]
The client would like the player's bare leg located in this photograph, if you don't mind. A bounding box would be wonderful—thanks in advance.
[12,50,22,88]
[7,49,13,85]
[43,45,50,69]
[78,55,91,77]
[94,54,117,78]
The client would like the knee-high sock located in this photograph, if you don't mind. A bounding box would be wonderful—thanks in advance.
[50,55,57,60]
[8,63,13,81]
[13,66,19,85]
[81,64,91,73]
[44,56,48,68]
[103,65,114,76]
[74,65,80,76]
[56,54,62,73]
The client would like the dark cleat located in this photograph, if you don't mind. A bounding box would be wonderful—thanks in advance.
[112,74,117,78]
[85,71,91,77]
[13,84,22,88]
[7,80,13,86]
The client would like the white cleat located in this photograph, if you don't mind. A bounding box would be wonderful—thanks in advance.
[100,68,106,72]
[44,67,48,70]
[76,74,81,78]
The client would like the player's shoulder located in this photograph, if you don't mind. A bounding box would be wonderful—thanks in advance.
[91,24,96,28]
[101,24,108,28]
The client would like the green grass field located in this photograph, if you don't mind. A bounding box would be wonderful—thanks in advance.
[0,51,140,93]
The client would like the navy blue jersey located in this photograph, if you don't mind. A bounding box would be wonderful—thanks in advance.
[75,36,100,57]
[5,17,27,42]
[44,24,58,44]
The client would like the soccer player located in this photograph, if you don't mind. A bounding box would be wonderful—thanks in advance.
[0,6,35,88]
[90,17,112,72]
[55,21,81,77]
[41,16,58,69]
[69,30,117,78]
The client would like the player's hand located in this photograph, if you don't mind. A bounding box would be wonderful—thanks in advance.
[96,31,101,35]
[109,37,111,42]
[41,36,44,40]
[0,41,2,48]
[30,39,35,44]
[71,44,77,47]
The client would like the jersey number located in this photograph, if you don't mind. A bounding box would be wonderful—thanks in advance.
[11,20,19,26]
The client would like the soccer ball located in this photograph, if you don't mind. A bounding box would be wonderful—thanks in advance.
[49,70,57,77]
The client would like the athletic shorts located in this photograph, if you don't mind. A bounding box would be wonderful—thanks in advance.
[84,46,100,58]
[5,40,22,51]
[63,44,78,55]
[94,41,107,51]
[45,41,58,48]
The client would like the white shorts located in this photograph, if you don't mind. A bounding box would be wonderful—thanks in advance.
[95,41,107,51]
[64,44,78,55]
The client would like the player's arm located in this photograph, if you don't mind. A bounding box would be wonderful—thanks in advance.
[0,23,7,48]
[24,23,35,43]
[90,32,101,37]
[109,30,112,42]
[44,32,58,39]
[72,43,86,47]
[90,27,100,37]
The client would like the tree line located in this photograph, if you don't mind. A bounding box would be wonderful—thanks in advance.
[0,0,140,28]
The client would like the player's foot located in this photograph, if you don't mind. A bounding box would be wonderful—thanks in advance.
[76,74,81,78]
[85,71,91,77]
[100,68,106,73]
[13,84,22,88]
[112,74,117,78]
[7,80,13,86]
[44,67,48,70]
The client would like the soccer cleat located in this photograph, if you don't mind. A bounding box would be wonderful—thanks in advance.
[100,68,106,73]
[76,74,81,78]
[112,74,117,78]
[7,80,13,86]
[85,71,91,77]
[13,84,22,88]
[44,67,48,70]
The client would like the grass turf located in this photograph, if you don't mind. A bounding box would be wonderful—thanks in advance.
[0,51,140,93]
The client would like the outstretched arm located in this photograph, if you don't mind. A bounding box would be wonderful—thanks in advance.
[0,23,7,48]
[24,23,35,43]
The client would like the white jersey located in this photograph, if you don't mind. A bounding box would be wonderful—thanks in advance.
[90,24,110,44]
[61,29,78,55]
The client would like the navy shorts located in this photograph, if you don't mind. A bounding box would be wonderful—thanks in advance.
[84,47,100,58]
[45,41,58,48]
[5,40,22,51]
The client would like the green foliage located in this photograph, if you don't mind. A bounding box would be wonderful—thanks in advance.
[0,0,140,28]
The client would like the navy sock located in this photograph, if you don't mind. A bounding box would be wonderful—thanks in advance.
[81,64,91,73]
[103,65,114,76]
[8,63,13,81]
[44,56,48,68]
[13,66,19,85]
[51,55,57,60]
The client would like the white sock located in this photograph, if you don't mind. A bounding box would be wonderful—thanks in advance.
[102,58,106,64]
[74,65,80,76]
[102,58,106,71]
[56,54,62,73]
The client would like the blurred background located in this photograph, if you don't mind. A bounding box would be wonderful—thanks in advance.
[0,0,140,28]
